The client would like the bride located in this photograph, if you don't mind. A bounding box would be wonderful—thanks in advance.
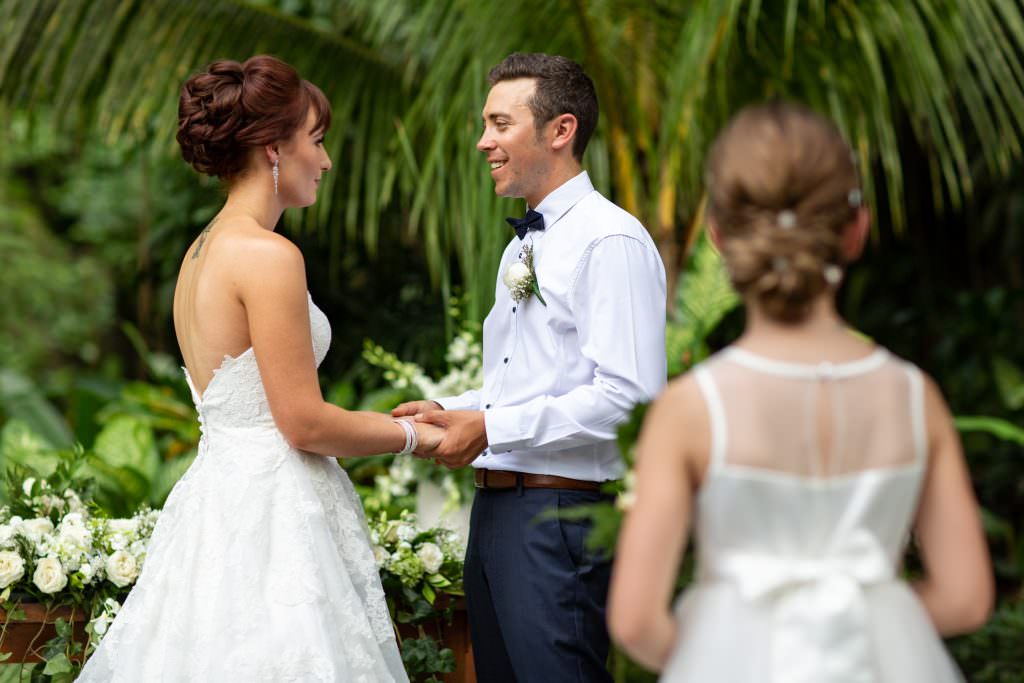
[77,55,437,682]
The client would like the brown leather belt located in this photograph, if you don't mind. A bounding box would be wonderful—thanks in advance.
[474,468,602,492]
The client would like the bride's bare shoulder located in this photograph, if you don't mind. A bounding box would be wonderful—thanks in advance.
[217,217,305,273]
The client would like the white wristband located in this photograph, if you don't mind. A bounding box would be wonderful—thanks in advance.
[392,419,417,456]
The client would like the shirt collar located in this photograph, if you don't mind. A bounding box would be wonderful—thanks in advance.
[531,171,594,232]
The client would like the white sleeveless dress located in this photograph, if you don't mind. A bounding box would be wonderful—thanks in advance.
[78,294,408,682]
[660,347,965,683]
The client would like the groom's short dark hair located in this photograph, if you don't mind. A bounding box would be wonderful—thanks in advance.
[488,53,598,161]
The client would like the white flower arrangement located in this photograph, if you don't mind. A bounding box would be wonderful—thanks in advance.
[364,328,483,400]
[0,475,158,654]
[363,316,485,513]
[368,510,463,605]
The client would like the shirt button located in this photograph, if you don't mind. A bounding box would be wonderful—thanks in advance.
[485,403,492,409]
[512,306,517,313]
[503,357,509,364]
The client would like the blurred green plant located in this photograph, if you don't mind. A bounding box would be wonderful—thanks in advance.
[355,297,484,512]
[947,599,1024,683]
[0,111,115,393]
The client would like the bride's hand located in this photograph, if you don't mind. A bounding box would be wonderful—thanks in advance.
[413,421,445,456]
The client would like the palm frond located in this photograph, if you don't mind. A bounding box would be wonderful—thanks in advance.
[4,0,1024,324]
[0,0,407,266]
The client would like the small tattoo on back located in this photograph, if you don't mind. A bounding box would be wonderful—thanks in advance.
[191,218,219,259]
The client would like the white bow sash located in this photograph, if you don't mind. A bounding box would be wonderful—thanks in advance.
[707,531,895,683]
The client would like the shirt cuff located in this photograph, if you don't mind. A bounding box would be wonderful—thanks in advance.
[432,395,479,412]
[483,406,527,452]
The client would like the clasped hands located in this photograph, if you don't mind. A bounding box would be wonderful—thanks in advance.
[391,401,487,469]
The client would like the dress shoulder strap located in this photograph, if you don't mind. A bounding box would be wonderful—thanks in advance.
[694,362,728,473]
[904,362,928,465]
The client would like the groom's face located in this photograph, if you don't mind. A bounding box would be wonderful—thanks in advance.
[477,78,551,202]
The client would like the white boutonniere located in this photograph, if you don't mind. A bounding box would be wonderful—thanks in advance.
[503,243,546,305]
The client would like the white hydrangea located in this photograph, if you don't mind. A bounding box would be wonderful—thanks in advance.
[18,517,54,544]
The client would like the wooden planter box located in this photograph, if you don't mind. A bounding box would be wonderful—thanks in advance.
[0,604,88,663]
[0,601,476,679]
[397,596,476,683]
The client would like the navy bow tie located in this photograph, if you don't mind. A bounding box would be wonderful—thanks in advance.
[506,209,545,240]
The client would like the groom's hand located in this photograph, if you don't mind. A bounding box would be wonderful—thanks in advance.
[416,410,487,469]
[392,400,443,418]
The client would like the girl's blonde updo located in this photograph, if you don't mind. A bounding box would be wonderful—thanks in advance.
[706,102,861,323]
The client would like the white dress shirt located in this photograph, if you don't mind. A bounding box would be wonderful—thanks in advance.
[434,171,667,481]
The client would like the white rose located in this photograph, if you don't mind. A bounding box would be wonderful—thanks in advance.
[21,478,36,496]
[503,262,531,288]
[32,556,67,594]
[105,550,139,588]
[0,524,15,546]
[0,551,25,588]
[416,542,444,574]
[19,518,54,543]
[372,545,390,568]
[78,562,94,581]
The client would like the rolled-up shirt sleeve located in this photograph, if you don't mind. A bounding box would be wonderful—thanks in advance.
[483,235,667,451]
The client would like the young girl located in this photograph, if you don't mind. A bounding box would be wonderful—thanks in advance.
[608,102,993,682]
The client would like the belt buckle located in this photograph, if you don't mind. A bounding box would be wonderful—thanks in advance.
[474,469,486,489]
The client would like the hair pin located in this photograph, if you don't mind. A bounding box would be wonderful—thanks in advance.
[777,210,797,230]
[848,189,862,208]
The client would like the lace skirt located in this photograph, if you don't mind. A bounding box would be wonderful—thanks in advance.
[77,429,408,682]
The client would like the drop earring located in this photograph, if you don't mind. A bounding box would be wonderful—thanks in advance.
[272,158,280,196]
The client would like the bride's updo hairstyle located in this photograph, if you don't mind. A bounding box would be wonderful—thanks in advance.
[706,101,862,324]
[176,55,331,181]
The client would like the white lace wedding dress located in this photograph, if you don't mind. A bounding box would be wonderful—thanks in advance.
[660,347,965,683]
[78,294,408,682]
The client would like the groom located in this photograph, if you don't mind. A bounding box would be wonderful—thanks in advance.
[395,52,666,682]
